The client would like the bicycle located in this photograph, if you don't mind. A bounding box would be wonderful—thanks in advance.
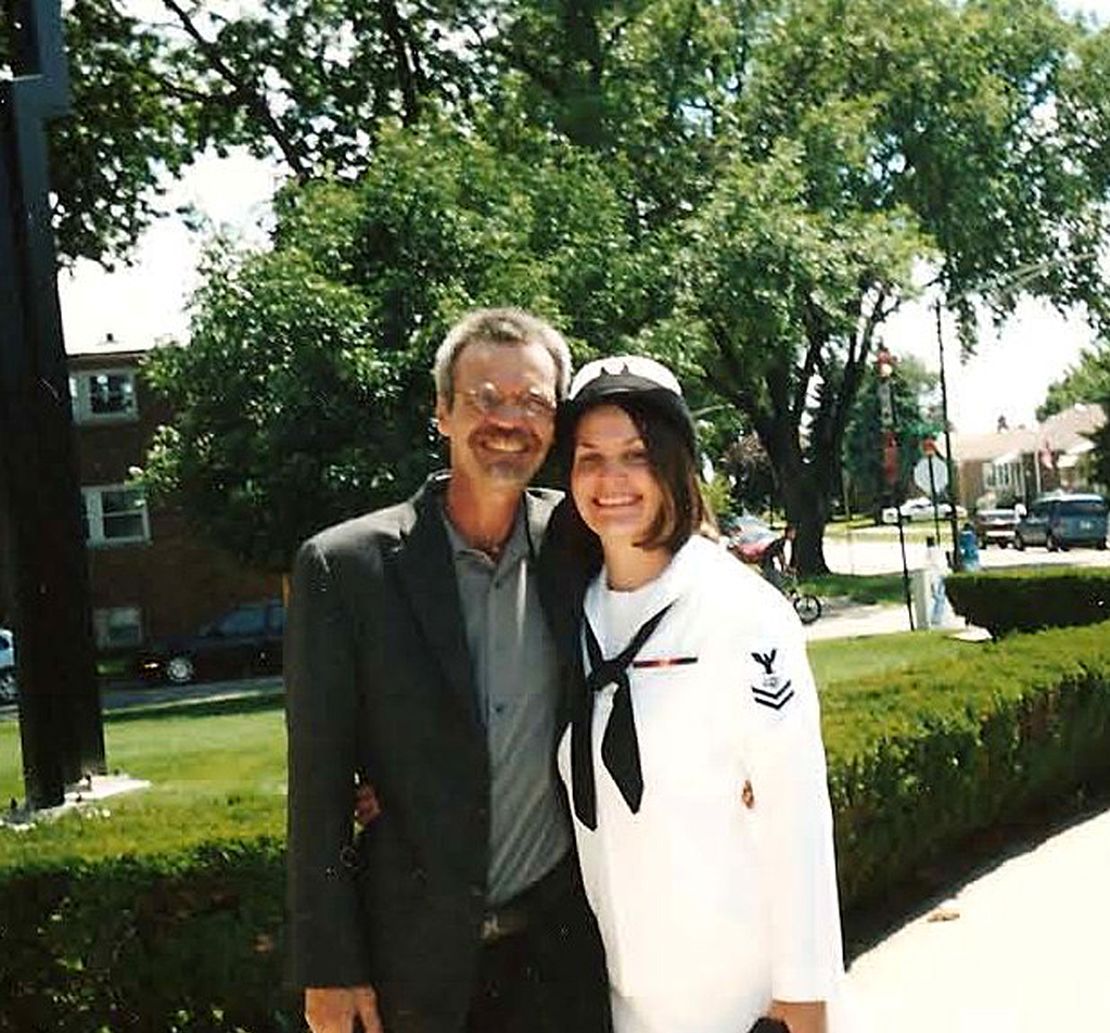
[778,572,823,626]
[726,536,822,625]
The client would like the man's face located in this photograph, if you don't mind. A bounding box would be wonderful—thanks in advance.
[436,339,559,492]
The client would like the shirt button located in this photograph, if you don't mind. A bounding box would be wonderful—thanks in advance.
[493,703,506,716]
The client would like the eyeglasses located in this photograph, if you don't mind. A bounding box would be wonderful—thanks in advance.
[457,383,557,421]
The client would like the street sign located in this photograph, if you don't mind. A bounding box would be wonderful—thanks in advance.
[914,455,949,495]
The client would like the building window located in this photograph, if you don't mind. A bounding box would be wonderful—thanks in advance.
[82,485,150,546]
[982,462,996,490]
[93,607,143,648]
[69,369,138,423]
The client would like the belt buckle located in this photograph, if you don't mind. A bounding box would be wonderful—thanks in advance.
[480,912,502,943]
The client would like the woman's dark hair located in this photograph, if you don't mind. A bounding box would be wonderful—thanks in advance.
[564,396,712,555]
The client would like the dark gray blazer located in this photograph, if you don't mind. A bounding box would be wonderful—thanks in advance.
[285,473,581,1032]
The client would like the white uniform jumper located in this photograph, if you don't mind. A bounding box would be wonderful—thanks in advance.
[557,535,847,1033]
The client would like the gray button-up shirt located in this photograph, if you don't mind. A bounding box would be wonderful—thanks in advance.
[443,501,571,905]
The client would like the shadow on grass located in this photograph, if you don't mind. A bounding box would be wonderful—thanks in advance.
[842,779,1110,964]
[105,691,285,726]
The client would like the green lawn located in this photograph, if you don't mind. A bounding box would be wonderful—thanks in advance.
[808,629,973,689]
[0,628,984,868]
[800,571,909,605]
[0,695,286,868]
[823,518,942,543]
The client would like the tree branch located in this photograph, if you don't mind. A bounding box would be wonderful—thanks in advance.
[137,65,236,108]
[600,12,638,57]
[794,297,827,420]
[376,0,421,126]
[496,40,567,100]
[158,0,309,179]
[705,321,774,444]
[664,0,698,127]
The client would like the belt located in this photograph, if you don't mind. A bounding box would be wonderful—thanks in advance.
[478,853,577,944]
[479,903,530,944]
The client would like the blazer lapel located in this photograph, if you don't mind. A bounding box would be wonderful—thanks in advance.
[391,479,479,728]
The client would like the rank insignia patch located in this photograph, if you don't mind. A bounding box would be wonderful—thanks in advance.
[750,649,794,711]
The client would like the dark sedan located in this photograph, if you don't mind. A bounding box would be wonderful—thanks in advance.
[138,599,285,685]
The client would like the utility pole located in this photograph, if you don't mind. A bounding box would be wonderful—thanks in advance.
[1,0,105,807]
[876,346,914,631]
[934,300,963,570]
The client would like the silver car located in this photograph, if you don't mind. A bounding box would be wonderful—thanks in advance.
[0,628,15,704]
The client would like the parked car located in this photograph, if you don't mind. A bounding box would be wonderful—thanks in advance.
[881,497,968,524]
[973,507,1017,548]
[137,599,285,685]
[1014,492,1109,551]
[0,628,15,703]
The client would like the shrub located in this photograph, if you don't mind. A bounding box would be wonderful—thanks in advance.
[944,567,1110,637]
[0,840,294,1033]
[2,622,1109,1028]
[824,621,1110,912]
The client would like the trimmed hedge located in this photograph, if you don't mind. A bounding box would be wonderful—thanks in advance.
[0,841,292,1033]
[944,567,1110,637]
[825,620,1110,912]
[2,621,1109,1030]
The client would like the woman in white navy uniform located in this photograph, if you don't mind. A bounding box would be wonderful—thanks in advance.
[555,357,849,1033]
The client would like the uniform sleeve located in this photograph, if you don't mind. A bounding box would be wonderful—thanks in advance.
[285,539,372,988]
[741,606,844,1003]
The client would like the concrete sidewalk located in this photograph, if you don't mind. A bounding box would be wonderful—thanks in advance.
[847,802,1110,1032]
[804,599,914,641]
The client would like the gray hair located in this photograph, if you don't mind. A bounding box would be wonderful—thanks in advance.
[433,308,572,405]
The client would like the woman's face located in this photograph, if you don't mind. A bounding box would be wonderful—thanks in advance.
[571,404,665,548]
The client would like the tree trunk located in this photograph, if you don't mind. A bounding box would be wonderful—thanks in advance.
[778,458,831,576]
[755,400,837,578]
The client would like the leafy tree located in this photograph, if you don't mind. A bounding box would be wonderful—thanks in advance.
[1088,399,1110,491]
[131,0,1110,574]
[635,0,1110,571]
[842,355,942,517]
[1037,345,1110,420]
[1,0,201,265]
[659,132,925,571]
[719,433,777,516]
[141,121,658,571]
[2,0,496,265]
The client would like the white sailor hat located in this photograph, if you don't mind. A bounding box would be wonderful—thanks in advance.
[559,355,697,457]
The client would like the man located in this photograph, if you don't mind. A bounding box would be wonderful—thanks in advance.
[285,308,609,1033]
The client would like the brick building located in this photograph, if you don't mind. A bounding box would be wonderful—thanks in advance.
[60,341,280,650]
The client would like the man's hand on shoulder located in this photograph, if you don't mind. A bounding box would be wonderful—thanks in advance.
[354,782,381,828]
[305,986,383,1033]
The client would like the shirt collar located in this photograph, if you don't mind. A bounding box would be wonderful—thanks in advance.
[441,493,532,571]
[592,532,707,613]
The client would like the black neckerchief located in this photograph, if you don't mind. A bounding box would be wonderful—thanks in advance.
[570,602,673,829]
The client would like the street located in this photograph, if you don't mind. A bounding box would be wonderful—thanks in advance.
[823,528,1110,576]
[0,675,283,722]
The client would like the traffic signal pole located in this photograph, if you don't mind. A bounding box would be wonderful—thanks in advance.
[1,1,105,807]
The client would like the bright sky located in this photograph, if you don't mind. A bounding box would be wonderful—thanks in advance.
[57,0,1110,434]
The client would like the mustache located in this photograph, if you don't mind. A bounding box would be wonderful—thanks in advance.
[470,427,541,451]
